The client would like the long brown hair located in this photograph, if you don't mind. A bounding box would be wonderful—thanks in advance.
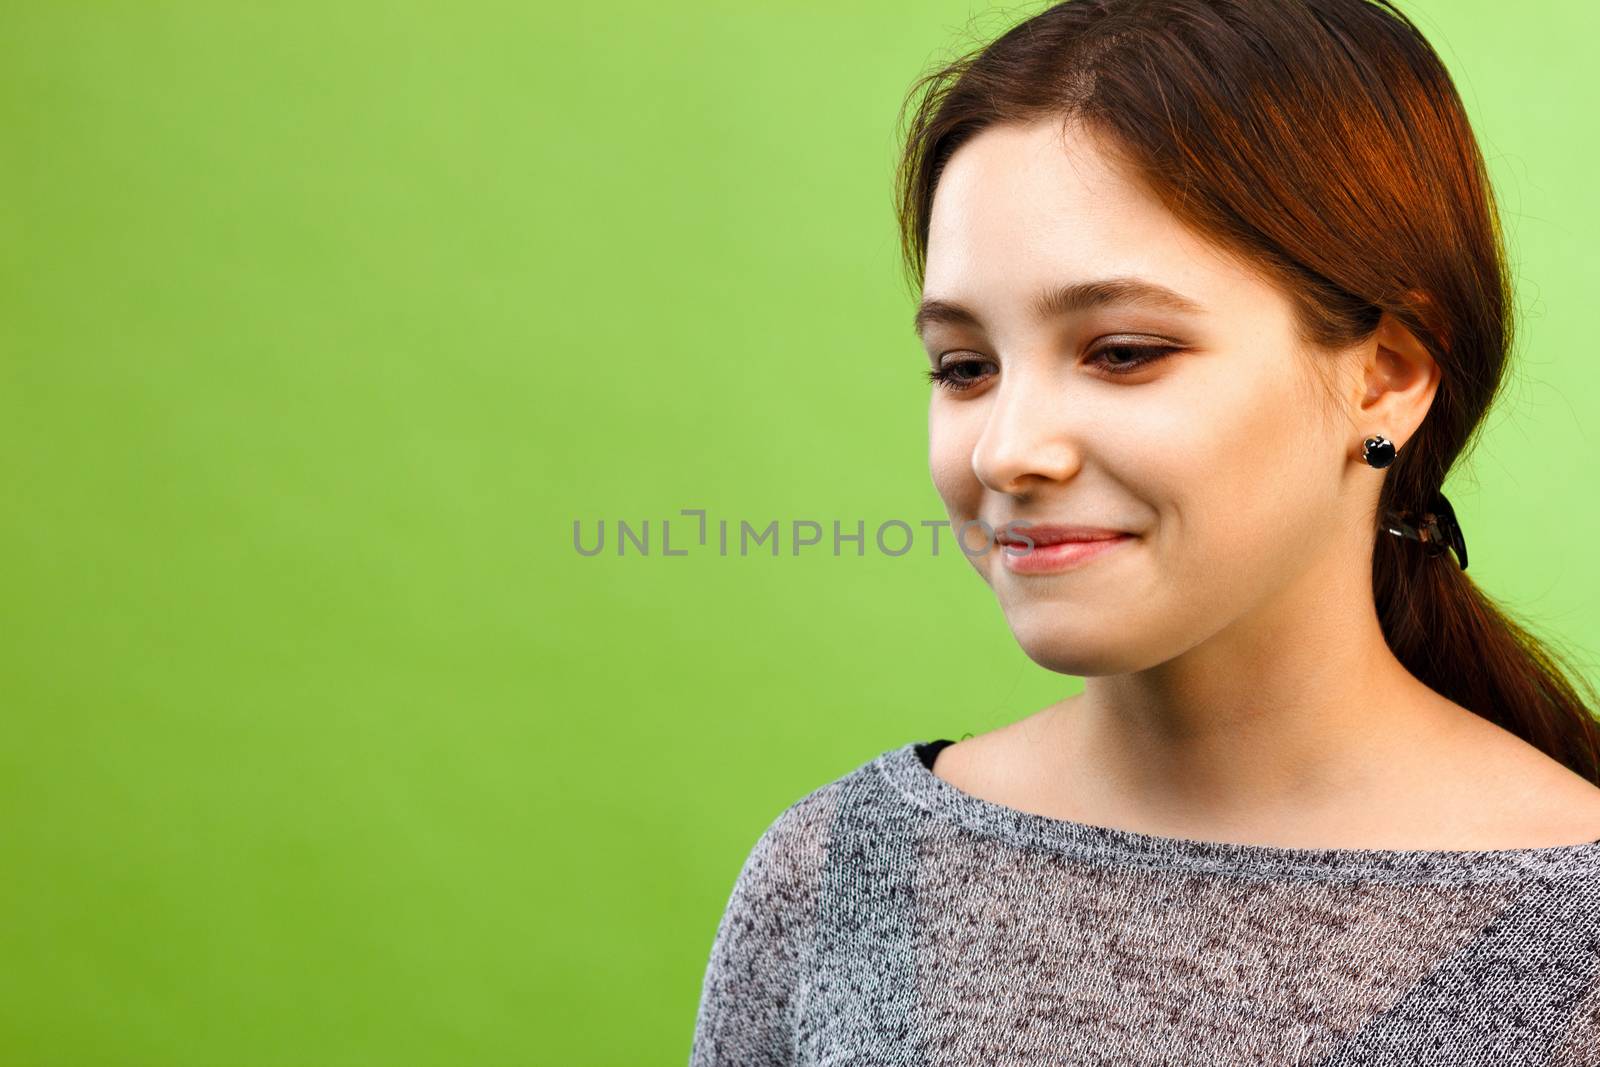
[893,0,1600,782]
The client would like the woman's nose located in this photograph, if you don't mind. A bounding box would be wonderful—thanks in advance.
[970,375,1081,495]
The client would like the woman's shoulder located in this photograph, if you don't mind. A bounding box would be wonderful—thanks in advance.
[1420,702,1600,849]
[730,746,901,872]
[706,744,914,947]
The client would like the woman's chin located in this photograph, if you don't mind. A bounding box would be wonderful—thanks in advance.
[1006,627,1132,676]
[994,592,1166,673]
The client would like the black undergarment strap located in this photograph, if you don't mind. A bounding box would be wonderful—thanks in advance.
[916,738,956,770]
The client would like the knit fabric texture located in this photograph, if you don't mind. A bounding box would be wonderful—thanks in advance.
[688,738,1600,1066]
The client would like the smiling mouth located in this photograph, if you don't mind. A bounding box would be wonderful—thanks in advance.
[998,533,1134,574]
[994,524,1133,549]
[996,534,1125,548]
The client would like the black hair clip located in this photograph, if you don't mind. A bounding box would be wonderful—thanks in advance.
[1381,489,1468,570]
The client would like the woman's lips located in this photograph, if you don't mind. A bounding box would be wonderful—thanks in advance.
[998,533,1134,575]
[996,523,1130,547]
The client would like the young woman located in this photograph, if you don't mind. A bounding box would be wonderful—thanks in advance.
[691,1,1600,1062]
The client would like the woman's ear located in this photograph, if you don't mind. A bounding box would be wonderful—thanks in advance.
[1356,306,1441,442]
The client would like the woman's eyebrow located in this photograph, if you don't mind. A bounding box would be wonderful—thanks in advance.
[913,276,1206,339]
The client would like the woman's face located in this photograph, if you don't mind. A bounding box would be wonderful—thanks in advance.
[919,117,1360,676]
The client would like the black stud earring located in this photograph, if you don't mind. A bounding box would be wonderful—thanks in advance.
[1362,434,1396,469]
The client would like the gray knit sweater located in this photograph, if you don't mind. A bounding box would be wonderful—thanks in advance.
[688,738,1600,1066]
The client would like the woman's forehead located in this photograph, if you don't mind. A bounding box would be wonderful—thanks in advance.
[924,121,1254,308]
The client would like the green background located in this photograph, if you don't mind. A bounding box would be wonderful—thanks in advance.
[2,1,1596,1063]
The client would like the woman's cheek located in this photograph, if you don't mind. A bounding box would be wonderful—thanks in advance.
[927,425,981,516]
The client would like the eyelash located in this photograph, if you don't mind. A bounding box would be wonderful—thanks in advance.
[925,344,1177,393]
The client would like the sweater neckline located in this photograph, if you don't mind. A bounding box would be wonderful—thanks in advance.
[873,738,1600,884]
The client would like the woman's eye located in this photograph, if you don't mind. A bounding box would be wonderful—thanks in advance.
[1087,344,1179,375]
[925,359,994,393]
